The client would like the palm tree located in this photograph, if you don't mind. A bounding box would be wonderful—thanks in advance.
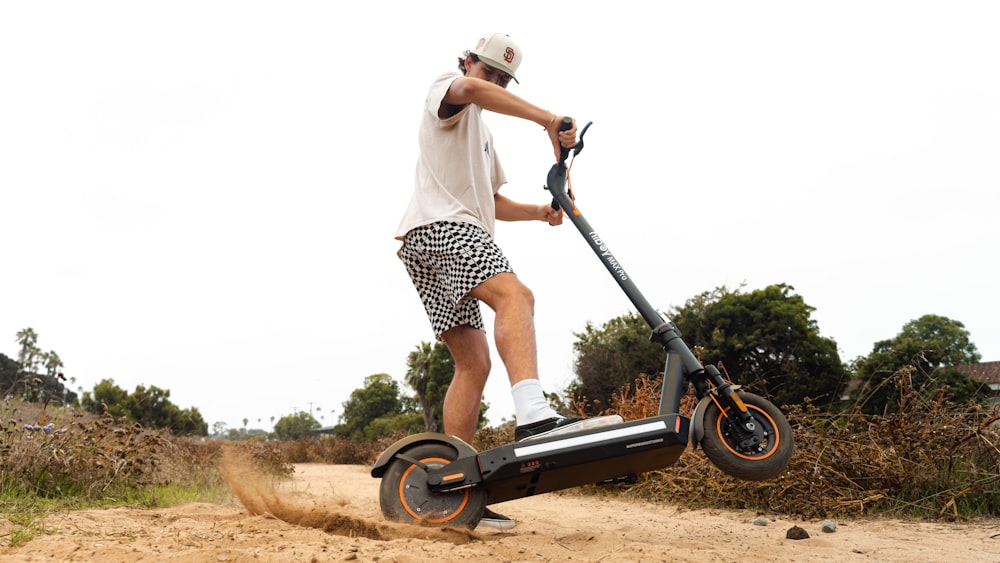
[15,327,40,373]
[406,341,439,432]
[42,350,63,378]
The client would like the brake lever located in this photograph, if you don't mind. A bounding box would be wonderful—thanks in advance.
[558,119,593,163]
[573,120,593,157]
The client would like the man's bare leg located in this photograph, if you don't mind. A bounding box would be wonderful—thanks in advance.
[440,324,491,443]
[468,272,539,385]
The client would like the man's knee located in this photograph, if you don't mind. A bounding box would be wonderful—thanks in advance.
[456,352,491,381]
[476,273,535,309]
[442,326,492,377]
[511,283,534,307]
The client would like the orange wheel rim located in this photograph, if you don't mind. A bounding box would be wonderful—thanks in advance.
[397,456,470,524]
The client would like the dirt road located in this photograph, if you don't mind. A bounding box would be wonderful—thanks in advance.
[4,462,1000,562]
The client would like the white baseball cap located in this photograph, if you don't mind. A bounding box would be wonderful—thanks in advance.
[469,32,522,83]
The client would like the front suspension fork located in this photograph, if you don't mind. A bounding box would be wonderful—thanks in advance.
[698,365,767,451]
[653,322,763,449]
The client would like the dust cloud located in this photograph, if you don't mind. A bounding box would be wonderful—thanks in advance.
[219,448,477,544]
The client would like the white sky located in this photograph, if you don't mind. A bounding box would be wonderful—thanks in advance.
[2,2,997,432]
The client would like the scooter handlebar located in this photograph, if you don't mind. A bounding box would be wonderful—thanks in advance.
[558,116,574,164]
[551,117,574,213]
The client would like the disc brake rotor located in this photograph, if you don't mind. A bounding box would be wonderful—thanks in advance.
[397,457,472,524]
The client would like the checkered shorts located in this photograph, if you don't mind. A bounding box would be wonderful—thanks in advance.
[399,221,513,338]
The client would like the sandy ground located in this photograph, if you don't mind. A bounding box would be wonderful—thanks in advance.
[4,461,1000,562]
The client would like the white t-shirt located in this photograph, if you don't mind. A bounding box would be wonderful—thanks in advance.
[395,72,508,240]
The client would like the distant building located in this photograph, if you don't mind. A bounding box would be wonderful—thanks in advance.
[954,361,1000,408]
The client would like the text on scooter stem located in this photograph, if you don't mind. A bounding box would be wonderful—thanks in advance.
[588,231,629,281]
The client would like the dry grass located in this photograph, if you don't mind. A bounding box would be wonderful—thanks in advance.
[0,399,288,508]
[594,368,1000,519]
[273,431,413,466]
[2,399,175,500]
[5,363,998,525]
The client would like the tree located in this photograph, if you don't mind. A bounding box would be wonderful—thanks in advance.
[568,312,664,411]
[405,341,462,432]
[335,373,435,441]
[854,314,985,414]
[80,378,208,436]
[15,327,40,374]
[4,329,76,405]
[670,284,848,407]
[128,384,208,435]
[41,350,63,378]
[406,342,438,432]
[337,373,414,440]
[212,421,229,437]
[0,352,21,396]
[273,411,320,439]
[406,341,437,432]
[81,378,131,418]
[176,407,208,436]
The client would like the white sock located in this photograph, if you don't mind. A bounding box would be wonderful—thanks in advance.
[511,379,560,425]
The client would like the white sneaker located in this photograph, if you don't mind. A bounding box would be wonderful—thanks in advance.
[478,507,516,530]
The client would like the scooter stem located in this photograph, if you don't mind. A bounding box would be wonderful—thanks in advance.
[545,130,707,415]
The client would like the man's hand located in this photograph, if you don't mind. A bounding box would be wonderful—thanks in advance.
[546,116,577,162]
[543,203,564,226]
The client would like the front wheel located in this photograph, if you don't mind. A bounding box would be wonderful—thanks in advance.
[701,392,793,481]
[379,443,486,528]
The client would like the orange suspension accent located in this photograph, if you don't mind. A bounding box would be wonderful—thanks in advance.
[708,393,727,415]
[730,392,748,413]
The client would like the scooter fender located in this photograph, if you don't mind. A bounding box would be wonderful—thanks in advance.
[370,432,477,478]
[688,396,715,451]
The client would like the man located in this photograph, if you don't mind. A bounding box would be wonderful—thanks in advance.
[395,33,622,529]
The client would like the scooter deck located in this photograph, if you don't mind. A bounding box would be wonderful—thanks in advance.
[477,414,689,504]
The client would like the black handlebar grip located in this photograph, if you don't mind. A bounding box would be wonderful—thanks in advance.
[558,116,573,164]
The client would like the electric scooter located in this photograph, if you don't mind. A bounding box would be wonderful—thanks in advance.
[371,118,794,528]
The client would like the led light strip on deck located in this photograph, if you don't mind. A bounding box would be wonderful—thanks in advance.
[513,420,669,458]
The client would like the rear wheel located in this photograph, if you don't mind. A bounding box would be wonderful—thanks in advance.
[701,392,793,481]
[378,443,486,528]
